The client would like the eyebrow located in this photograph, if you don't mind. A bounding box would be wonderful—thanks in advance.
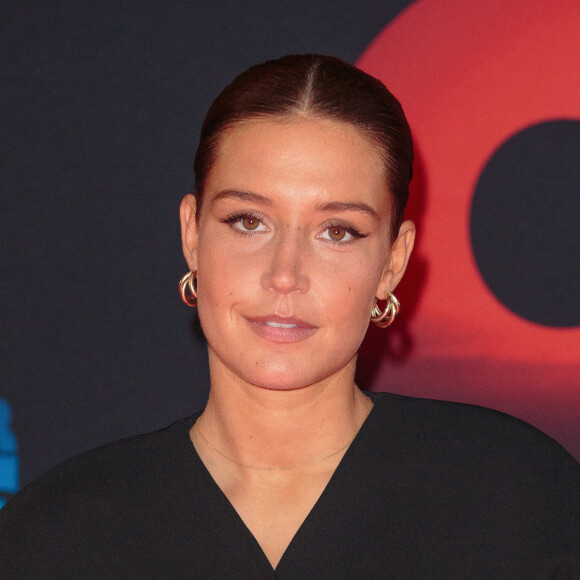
[211,189,380,220]
[211,189,273,206]
[315,201,380,220]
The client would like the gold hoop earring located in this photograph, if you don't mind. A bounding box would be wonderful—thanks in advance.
[370,290,400,328]
[179,271,197,307]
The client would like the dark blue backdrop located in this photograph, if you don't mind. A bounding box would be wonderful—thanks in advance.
[1,0,412,496]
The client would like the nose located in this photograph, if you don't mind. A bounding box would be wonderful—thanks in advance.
[261,228,309,295]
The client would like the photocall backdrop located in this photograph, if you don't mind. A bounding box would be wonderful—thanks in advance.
[2,0,579,505]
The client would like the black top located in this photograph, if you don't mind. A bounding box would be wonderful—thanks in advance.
[1,392,579,579]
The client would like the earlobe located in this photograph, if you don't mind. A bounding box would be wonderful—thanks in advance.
[377,219,416,297]
[179,194,199,271]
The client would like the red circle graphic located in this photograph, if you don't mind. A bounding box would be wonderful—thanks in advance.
[357,0,580,455]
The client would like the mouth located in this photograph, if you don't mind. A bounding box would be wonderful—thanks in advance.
[245,316,317,343]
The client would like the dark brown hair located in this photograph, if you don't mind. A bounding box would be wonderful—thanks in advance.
[194,54,413,237]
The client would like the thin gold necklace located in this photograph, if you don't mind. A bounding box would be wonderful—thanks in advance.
[193,397,372,471]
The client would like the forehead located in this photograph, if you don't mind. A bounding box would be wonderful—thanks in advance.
[206,116,390,210]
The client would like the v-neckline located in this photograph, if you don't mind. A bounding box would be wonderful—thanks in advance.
[183,393,380,573]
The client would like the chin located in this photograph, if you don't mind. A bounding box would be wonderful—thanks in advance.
[241,358,351,392]
[245,366,313,391]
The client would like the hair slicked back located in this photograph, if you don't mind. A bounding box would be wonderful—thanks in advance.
[194,54,413,237]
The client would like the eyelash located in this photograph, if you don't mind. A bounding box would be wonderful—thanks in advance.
[319,222,368,244]
[221,212,268,234]
[221,212,368,244]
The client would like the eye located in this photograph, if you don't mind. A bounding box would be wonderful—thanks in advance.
[319,223,367,244]
[223,212,268,233]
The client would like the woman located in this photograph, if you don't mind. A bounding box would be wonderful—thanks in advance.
[1,54,578,579]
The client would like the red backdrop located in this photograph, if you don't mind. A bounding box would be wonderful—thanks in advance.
[358,0,580,459]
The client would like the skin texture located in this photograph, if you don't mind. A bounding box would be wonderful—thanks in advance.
[180,115,415,567]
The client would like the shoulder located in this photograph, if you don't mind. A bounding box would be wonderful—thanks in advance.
[360,391,580,570]
[365,391,580,489]
[0,414,198,534]
[22,414,195,490]
[0,414,208,577]
[368,390,578,459]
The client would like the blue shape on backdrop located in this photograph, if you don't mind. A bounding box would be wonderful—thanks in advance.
[0,398,19,508]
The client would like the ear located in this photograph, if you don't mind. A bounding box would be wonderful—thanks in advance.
[179,194,199,271]
[376,220,416,297]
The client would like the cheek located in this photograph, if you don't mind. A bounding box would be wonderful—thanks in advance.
[322,262,379,326]
[195,234,271,332]
[197,245,244,306]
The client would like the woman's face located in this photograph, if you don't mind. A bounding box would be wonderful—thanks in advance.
[181,116,414,392]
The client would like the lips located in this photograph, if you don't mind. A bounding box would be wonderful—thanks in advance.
[245,315,317,343]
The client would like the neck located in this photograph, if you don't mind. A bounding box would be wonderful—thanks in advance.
[195,358,372,471]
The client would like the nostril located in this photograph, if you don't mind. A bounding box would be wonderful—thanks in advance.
[261,267,309,295]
